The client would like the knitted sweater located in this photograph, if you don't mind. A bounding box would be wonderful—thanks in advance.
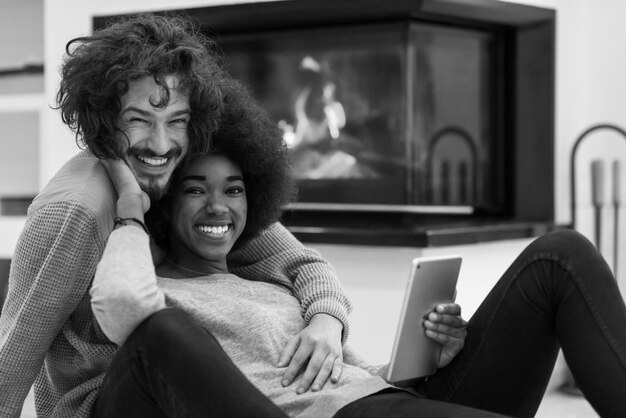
[0,151,353,418]
[92,227,391,418]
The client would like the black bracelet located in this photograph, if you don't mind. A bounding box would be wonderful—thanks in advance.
[113,216,150,236]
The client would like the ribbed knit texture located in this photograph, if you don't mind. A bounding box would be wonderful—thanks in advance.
[0,151,353,418]
[228,223,353,344]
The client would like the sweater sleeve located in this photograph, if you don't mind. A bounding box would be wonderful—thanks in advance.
[90,226,166,346]
[0,202,104,418]
[228,222,352,344]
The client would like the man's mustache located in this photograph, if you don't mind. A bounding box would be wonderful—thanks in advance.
[127,147,184,159]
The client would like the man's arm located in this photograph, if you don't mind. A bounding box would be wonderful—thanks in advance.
[0,202,104,417]
[228,223,352,393]
[228,222,352,343]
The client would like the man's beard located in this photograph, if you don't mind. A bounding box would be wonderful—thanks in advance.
[140,174,172,202]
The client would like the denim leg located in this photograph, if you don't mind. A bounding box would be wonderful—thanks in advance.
[421,230,626,418]
[94,308,287,418]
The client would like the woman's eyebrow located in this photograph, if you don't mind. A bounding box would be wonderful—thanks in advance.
[180,175,206,182]
[180,174,244,182]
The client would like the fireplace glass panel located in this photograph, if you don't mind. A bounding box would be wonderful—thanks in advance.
[219,22,499,211]
[408,24,498,210]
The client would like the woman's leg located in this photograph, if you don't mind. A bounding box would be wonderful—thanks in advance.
[334,389,513,418]
[421,230,626,418]
[94,308,287,418]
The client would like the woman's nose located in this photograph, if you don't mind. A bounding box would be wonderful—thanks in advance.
[205,197,228,215]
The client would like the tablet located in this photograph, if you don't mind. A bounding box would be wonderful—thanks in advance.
[386,255,462,387]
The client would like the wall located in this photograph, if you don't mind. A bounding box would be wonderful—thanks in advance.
[0,0,43,198]
[310,238,533,363]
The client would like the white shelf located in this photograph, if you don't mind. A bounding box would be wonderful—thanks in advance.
[0,93,45,113]
[0,216,26,258]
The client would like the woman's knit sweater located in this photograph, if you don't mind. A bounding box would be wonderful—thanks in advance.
[92,227,390,418]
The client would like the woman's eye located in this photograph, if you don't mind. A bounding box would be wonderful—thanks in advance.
[129,117,147,123]
[170,118,189,125]
[227,186,245,195]
[183,187,203,195]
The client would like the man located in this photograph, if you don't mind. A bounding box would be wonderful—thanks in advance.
[0,14,351,417]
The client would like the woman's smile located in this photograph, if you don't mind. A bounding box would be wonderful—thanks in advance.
[195,223,232,237]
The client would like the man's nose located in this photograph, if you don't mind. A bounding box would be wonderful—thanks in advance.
[149,124,172,155]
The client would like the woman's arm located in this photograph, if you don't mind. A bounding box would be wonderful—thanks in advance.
[90,159,165,346]
[90,226,165,346]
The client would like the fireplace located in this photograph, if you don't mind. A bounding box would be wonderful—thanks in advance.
[95,0,556,246]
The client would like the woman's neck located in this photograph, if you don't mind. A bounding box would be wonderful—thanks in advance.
[157,257,228,279]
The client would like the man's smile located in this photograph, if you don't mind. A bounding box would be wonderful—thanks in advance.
[136,155,169,167]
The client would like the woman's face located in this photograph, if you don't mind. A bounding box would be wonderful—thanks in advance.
[167,153,247,271]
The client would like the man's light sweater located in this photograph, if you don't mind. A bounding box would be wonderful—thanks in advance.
[0,151,353,418]
[92,227,390,418]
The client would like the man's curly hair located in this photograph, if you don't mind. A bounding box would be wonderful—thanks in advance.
[147,79,296,249]
[56,13,226,159]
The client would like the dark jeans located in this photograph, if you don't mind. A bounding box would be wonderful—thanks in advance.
[95,230,626,417]
[338,229,626,418]
[93,308,288,418]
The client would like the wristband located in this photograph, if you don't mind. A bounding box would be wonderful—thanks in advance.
[113,217,149,236]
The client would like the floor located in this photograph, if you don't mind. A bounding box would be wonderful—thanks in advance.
[536,390,599,418]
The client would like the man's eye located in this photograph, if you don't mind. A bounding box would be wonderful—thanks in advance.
[129,117,147,123]
[170,118,189,125]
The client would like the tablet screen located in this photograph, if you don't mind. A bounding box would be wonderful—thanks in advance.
[386,255,462,386]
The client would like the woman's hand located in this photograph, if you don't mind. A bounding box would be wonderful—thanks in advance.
[278,313,343,394]
[423,303,467,368]
[101,159,151,217]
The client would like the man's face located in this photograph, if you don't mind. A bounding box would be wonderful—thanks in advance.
[115,74,190,200]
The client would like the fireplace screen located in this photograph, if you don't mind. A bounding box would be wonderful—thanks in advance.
[219,22,501,213]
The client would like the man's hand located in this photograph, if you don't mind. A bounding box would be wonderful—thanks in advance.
[423,303,467,368]
[101,159,150,216]
[278,313,343,394]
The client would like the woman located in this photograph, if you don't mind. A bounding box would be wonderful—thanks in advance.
[92,112,626,418]
[92,148,477,417]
